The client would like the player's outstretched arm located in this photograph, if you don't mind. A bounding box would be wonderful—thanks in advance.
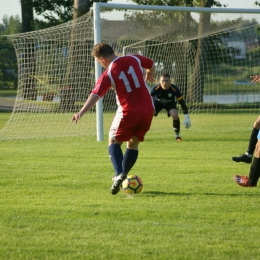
[251,75,260,83]
[145,64,156,83]
[182,114,191,129]
[178,98,191,128]
[72,94,100,123]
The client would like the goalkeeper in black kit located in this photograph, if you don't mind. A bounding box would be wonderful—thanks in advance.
[150,73,191,141]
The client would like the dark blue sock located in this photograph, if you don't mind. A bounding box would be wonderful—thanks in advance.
[123,148,138,174]
[108,144,123,176]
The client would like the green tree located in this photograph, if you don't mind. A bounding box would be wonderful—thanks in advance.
[0,15,21,89]
[0,15,22,35]
[32,0,109,29]
[0,37,17,90]
[32,0,74,29]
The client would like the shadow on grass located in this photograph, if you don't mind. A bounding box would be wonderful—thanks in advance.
[145,136,249,142]
[143,190,259,197]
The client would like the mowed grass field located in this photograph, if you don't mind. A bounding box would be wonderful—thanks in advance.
[1,112,260,260]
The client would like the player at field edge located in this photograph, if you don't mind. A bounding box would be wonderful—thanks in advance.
[233,75,260,187]
[71,42,155,195]
[150,73,191,141]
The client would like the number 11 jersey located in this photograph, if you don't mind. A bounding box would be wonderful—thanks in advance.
[91,55,154,116]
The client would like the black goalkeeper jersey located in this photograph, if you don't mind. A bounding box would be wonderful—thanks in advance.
[150,84,188,114]
[150,84,183,103]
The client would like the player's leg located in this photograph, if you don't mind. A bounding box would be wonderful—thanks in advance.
[110,110,153,195]
[153,101,163,117]
[234,140,260,187]
[248,139,260,186]
[108,139,124,177]
[123,136,139,175]
[123,110,153,175]
[248,158,260,186]
[232,116,260,163]
[111,137,140,195]
[168,108,181,140]
[109,138,127,195]
[108,114,128,195]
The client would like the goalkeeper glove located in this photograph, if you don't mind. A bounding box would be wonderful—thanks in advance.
[182,114,191,129]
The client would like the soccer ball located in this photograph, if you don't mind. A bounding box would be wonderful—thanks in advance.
[122,174,143,194]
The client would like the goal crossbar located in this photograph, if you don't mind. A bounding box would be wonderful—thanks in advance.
[93,2,260,14]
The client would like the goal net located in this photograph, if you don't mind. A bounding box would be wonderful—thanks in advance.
[1,3,260,140]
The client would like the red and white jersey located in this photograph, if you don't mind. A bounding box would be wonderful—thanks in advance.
[91,55,154,115]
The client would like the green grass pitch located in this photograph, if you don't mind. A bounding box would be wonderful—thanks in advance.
[1,112,260,260]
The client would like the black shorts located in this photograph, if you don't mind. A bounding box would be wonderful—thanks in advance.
[154,101,177,117]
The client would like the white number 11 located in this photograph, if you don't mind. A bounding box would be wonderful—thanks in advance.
[118,66,140,93]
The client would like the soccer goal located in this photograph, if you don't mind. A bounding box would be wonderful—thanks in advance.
[1,3,260,140]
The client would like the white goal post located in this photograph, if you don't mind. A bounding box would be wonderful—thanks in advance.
[1,3,260,141]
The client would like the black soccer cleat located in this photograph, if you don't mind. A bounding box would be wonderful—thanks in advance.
[111,172,127,195]
[232,154,252,164]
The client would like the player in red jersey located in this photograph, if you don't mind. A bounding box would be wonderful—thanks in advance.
[72,42,155,195]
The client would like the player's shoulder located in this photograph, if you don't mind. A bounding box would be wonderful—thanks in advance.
[151,83,161,90]
[125,54,142,61]
[132,54,144,59]
[170,83,178,88]
[170,84,180,91]
[112,55,137,68]
[121,55,144,65]
[132,54,152,62]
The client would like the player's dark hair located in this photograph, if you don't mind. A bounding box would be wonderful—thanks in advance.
[160,73,170,79]
[92,42,115,58]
